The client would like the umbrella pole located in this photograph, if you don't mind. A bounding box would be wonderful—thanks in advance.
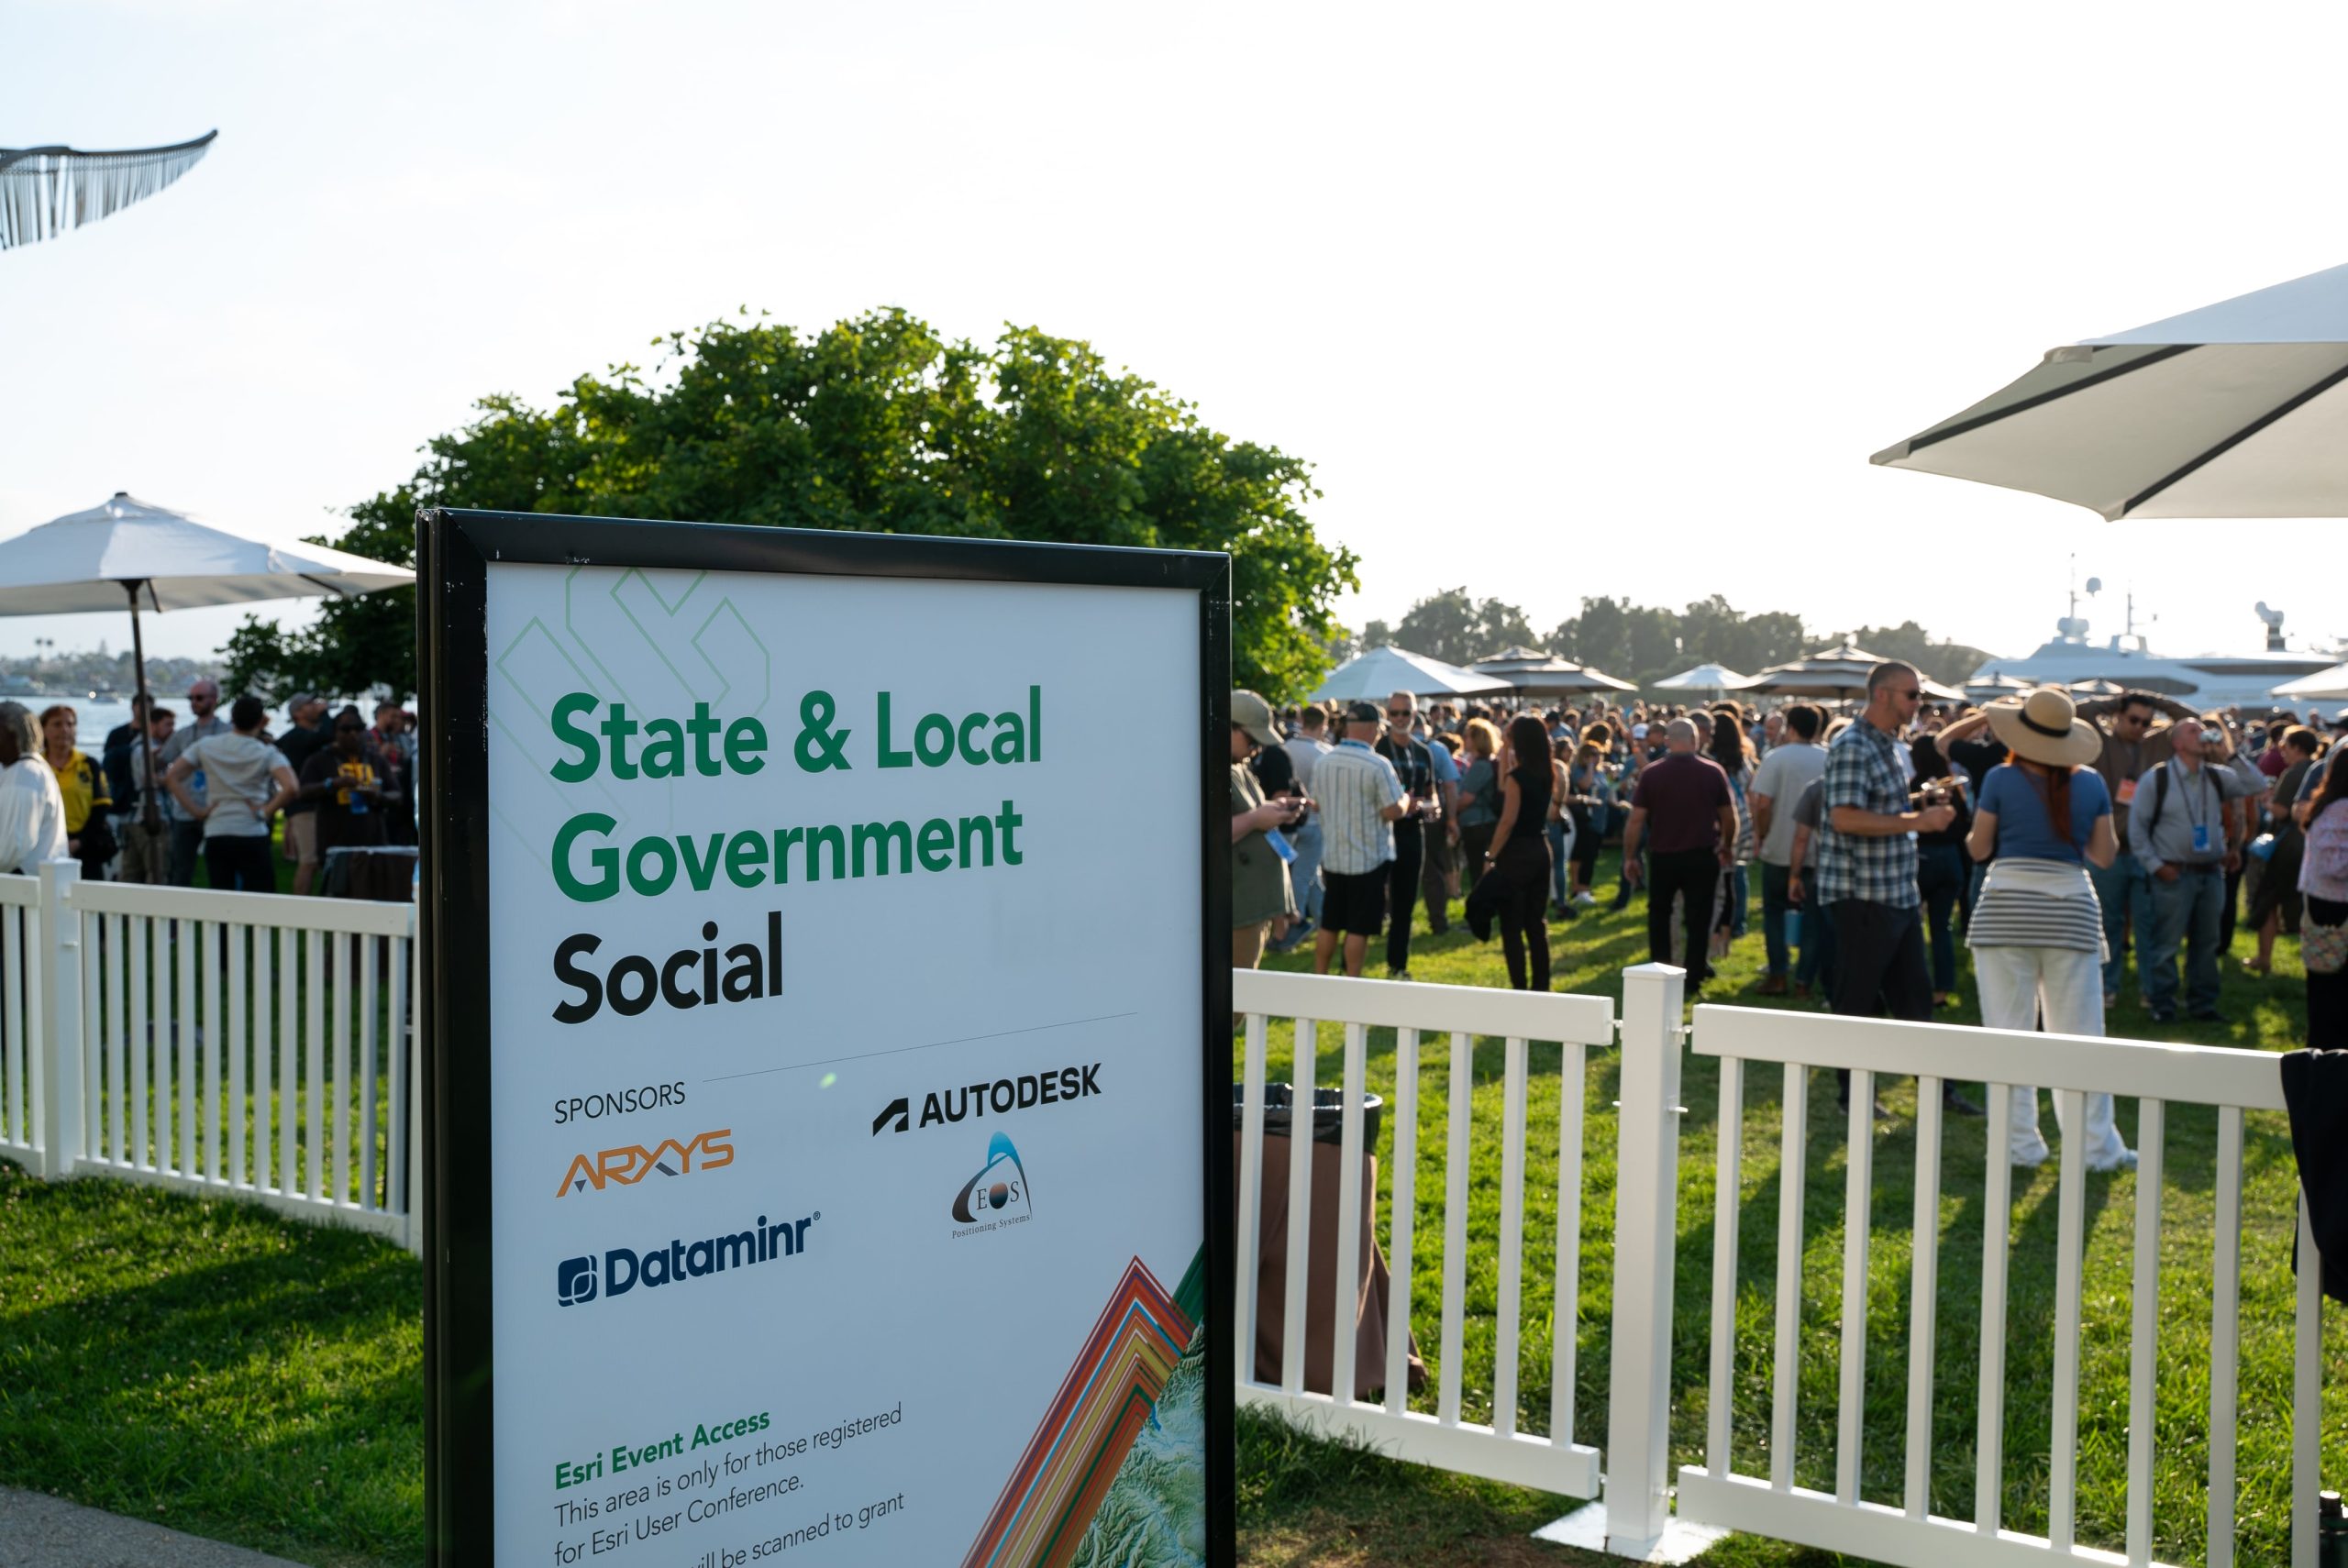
[124,580,161,833]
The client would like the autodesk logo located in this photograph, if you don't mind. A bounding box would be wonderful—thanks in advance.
[554,1207,820,1308]
[871,1064,1101,1136]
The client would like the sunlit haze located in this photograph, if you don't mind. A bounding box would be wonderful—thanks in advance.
[9,0,2346,668]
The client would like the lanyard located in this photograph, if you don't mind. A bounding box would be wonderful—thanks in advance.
[2176,764,2209,834]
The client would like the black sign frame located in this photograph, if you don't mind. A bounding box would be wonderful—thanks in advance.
[418,507,1235,1565]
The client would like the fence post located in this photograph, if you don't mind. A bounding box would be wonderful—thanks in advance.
[1604,961,1687,1554]
[34,859,83,1180]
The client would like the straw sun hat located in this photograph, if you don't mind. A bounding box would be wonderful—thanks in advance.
[1985,686,2101,768]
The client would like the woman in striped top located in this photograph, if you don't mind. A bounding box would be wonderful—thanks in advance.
[1964,688,2136,1172]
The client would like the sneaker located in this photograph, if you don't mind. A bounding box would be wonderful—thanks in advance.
[1389,968,1413,983]
[2010,1144,2050,1169]
[1943,1087,1986,1118]
[2088,1147,2140,1174]
[1573,891,1597,909]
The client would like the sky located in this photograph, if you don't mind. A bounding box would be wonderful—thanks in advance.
[8,0,2347,669]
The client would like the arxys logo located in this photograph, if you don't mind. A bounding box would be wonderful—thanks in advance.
[950,1131,1032,1227]
[555,1208,820,1308]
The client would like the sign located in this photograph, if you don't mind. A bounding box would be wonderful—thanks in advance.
[420,511,1233,1566]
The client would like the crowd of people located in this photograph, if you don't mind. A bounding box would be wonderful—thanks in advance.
[1229,667,2348,1165]
[0,679,420,894]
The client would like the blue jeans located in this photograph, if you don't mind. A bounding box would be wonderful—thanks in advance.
[2088,851,2154,1000]
[1917,842,1965,993]
[1546,818,1570,908]
[1760,861,1797,977]
[1288,815,1324,926]
[2145,865,2225,1016]
[1727,864,1749,937]
[1795,892,1835,991]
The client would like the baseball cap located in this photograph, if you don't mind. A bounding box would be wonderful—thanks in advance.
[1345,700,1382,724]
[1231,690,1280,748]
[285,691,317,712]
[1633,723,1650,739]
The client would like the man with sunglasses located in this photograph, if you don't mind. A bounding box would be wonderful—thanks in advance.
[2075,689,2199,1010]
[154,678,228,887]
[295,705,393,863]
[1817,662,1983,1120]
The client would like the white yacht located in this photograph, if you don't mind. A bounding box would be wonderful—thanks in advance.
[1966,586,2339,711]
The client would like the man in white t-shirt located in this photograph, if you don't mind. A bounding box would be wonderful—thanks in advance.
[1747,702,1828,995]
[0,701,71,875]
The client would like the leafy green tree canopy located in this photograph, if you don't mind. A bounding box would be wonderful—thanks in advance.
[1541,595,1983,689]
[1381,588,1538,668]
[226,308,1358,702]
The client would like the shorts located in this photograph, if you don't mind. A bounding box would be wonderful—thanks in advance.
[288,812,319,865]
[1321,867,1388,938]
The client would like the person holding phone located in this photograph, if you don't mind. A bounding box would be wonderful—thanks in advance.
[1229,690,1301,975]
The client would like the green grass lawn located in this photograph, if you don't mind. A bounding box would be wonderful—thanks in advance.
[0,846,2329,1567]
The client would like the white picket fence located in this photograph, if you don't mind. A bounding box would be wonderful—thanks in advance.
[0,878,2330,1563]
[1234,966,2333,1568]
[0,863,420,1252]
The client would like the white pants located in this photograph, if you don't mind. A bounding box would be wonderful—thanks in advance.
[1971,944,2132,1170]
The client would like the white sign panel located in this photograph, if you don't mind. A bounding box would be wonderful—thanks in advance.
[422,515,1226,1568]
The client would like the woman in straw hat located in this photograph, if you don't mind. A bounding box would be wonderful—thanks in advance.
[1958,687,2136,1171]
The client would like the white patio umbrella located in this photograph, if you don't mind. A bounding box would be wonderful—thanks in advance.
[1652,662,1749,695]
[1740,643,1963,704]
[1470,646,1634,696]
[0,492,415,827]
[2273,663,2348,703]
[1311,645,1514,703]
[1873,260,2348,519]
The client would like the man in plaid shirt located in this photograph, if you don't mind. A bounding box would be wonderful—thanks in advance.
[1817,660,1982,1119]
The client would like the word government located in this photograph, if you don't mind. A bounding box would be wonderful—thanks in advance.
[542,690,1041,909]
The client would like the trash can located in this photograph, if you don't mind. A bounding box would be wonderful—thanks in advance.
[1233,1083,1426,1398]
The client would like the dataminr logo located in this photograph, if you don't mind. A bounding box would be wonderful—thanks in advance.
[950,1132,1032,1229]
[556,1128,734,1197]
[554,1209,819,1308]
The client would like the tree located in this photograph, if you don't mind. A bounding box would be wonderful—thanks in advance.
[1389,588,1535,668]
[228,309,1359,701]
[1360,620,1393,650]
[1849,622,1990,687]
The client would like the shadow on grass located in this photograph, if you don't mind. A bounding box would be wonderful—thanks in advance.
[0,1159,424,1567]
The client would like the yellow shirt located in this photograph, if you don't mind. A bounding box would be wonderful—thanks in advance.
[51,750,108,834]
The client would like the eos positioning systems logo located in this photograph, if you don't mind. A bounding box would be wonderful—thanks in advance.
[949,1132,1032,1230]
[555,1128,733,1197]
[555,1208,820,1309]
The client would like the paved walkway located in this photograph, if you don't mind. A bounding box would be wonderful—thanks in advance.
[0,1488,303,1567]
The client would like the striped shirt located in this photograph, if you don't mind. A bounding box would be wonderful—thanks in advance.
[1312,740,1405,876]
[1966,859,2107,956]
